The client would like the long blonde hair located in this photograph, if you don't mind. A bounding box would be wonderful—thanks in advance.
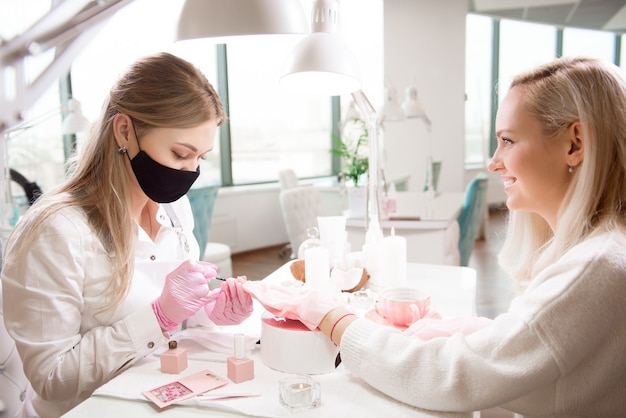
[5,52,225,308]
[499,56,626,286]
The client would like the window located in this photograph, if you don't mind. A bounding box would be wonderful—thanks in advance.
[2,0,66,195]
[562,27,615,62]
[464,15,620,165]
[497,20,557,104]
[465,14,492,165]
[225,37,333,185]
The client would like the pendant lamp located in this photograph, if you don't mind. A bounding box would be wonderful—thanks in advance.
[61,99,90,135]
[401,84,431,127]
[378,86,406,125]
[280,0,361,96]
[176,0,308,43]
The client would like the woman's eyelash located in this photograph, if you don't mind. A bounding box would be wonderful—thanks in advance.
[173,150,208,160]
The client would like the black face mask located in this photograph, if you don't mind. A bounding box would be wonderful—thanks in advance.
[126,120,200,203]
[129,151,200,203]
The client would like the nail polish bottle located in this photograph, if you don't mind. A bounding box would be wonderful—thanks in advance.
[227,333,254,383]
[160,340,188,374]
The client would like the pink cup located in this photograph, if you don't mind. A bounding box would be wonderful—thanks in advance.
[377,287,430,328]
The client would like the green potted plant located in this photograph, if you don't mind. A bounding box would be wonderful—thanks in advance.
[332,118,369,217]
[332,118,369,187]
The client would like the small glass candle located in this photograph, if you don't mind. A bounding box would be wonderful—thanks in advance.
[278,375,321,412]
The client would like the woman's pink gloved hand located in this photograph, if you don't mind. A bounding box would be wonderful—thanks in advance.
[152,260,217,331]
[204,277,254,326]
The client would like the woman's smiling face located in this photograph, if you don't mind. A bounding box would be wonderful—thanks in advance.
[488,86,575,228]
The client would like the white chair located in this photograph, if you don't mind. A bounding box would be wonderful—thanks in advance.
[279,186,325,259]
[278,169,299,190]
[0,284,29,417]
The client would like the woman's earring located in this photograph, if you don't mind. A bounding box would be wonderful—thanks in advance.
[568,165,574,173]
[118,146,127,154]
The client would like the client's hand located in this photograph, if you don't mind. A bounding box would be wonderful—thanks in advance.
[242,281,344,330]
[205,277,254,326]
[152,260,217,331]
[403,316,492,340]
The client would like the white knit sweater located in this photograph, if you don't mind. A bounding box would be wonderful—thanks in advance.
[340,228,626,417]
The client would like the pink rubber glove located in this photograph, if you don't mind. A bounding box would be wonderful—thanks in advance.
[403,316,492,340]
[152,260,217,331]
[204,277,254,326]
[242,281,344,330]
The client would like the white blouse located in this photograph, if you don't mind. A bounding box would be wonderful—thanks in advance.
[1,196,201,418]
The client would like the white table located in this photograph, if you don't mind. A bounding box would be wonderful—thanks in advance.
[63,262,476,418]
[346,192,465,265]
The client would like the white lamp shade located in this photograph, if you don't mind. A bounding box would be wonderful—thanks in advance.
[280,32,361,96]
[402,86,428,120]
[62,99,89,134]
[379,86,405,124]
[176,0,308,42]
[280,0,361,96]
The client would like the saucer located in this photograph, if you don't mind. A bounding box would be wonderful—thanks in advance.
[364,309,408,330]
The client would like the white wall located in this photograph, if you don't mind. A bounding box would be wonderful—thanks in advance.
[210,0,509,254]
[210,185,287,254]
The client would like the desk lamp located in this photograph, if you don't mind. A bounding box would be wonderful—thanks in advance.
[281,0,384,247]
[380,78,435,194]
[402,81,436,194]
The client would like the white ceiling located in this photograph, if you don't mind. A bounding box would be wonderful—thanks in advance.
[469,0,626,33]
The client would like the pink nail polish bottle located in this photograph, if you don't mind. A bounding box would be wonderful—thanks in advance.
[160,340,188,374]
[227,333,254,383]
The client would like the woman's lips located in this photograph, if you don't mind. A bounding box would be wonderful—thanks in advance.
[502,176,516,192]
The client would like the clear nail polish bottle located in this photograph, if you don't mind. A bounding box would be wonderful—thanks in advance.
[160,340,188,374]
[227,333,254,383]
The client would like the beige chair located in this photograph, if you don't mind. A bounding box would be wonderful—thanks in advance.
[279,186,325,259]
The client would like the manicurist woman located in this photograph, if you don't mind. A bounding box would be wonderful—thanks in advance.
[1,52,253,417]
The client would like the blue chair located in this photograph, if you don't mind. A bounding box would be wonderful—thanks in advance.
[187,185,233,277]
[187,185,220,257]
[422,160,442,192]
[457,173,488,267]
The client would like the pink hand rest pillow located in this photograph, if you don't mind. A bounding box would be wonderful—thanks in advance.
[403,316,493,340]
